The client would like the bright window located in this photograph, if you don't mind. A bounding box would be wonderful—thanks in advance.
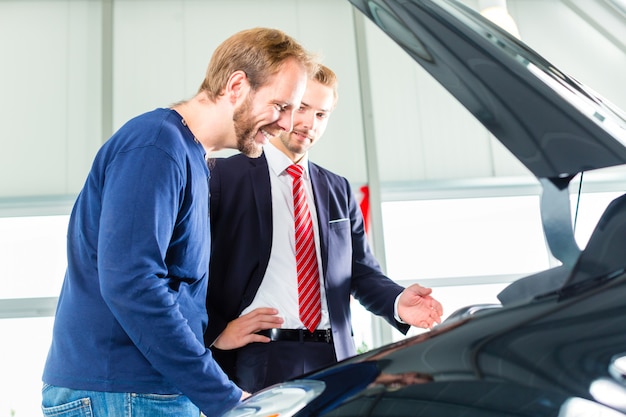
[0,215,68,299]
[0,317,54,416]
[570,191,623,248]
[0,215,67,416]
[382,196,551,280]
[352,190,624,349]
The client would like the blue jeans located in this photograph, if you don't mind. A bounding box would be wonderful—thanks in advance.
[41,384,200,417]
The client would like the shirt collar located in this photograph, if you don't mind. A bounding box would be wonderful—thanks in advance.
[264,141,310,179]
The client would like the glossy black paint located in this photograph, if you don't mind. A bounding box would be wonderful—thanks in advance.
[295,268,626,415]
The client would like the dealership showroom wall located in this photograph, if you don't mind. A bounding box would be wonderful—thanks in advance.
[2,0,626,414]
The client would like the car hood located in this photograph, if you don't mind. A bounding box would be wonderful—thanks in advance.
[302,274,626,415]
[350,0,626,273]
[220,4,626,416]
[349,0,626,179]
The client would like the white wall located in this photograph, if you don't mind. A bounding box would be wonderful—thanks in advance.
[0,0,370,200]
[0,1,103,198]
[2,0,626,202]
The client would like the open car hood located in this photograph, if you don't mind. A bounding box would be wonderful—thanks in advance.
[349,0,626,178]
[349,0,626,273]
[221,5,626,416]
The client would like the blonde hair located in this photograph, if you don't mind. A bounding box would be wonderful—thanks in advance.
[313,64,338,108]
[199,27,318,100]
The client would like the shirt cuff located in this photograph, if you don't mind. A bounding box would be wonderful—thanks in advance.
[394,293,407,324]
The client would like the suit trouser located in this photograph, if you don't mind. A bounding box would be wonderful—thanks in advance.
[235,340,337,393]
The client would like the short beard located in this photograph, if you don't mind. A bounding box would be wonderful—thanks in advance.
[233,94,263,158]
[278,130,309,157]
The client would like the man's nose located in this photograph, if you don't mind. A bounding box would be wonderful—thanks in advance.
[293,110,314,131]
[277,109,296,133]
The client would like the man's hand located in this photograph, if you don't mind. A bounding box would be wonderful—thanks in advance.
[397,284,443,329]
[212,307,283,350]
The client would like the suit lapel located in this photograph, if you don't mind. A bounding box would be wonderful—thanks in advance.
[309,162,330,280]
[241,154,273,310]
[250,154,272,250]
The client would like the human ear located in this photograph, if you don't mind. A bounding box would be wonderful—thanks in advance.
[226,70,249,104]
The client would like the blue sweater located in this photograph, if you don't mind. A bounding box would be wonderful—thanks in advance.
[43,108,241,416]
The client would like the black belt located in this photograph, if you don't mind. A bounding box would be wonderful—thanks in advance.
[257,328,333,343]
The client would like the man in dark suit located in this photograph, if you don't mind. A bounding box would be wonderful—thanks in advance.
[205,64,443,393]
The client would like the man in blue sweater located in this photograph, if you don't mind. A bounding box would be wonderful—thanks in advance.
[41,27,316,417]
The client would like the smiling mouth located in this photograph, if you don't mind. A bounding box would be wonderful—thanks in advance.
[259,129,273,143]
[293,130,313,141]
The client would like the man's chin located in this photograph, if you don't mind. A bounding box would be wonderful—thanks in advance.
[239,140,264,158]
[247,146,263,158]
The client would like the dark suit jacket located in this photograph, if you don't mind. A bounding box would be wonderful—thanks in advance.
[205,152,409,377]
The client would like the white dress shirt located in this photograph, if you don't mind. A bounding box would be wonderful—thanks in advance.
[240,142,331,330]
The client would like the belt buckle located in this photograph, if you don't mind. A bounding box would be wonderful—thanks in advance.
[269,328,281,342]
[324,328,332,343]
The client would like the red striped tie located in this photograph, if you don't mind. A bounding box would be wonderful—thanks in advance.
[286,164,321,332]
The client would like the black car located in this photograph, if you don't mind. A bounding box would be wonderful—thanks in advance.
[222,0,626,416]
